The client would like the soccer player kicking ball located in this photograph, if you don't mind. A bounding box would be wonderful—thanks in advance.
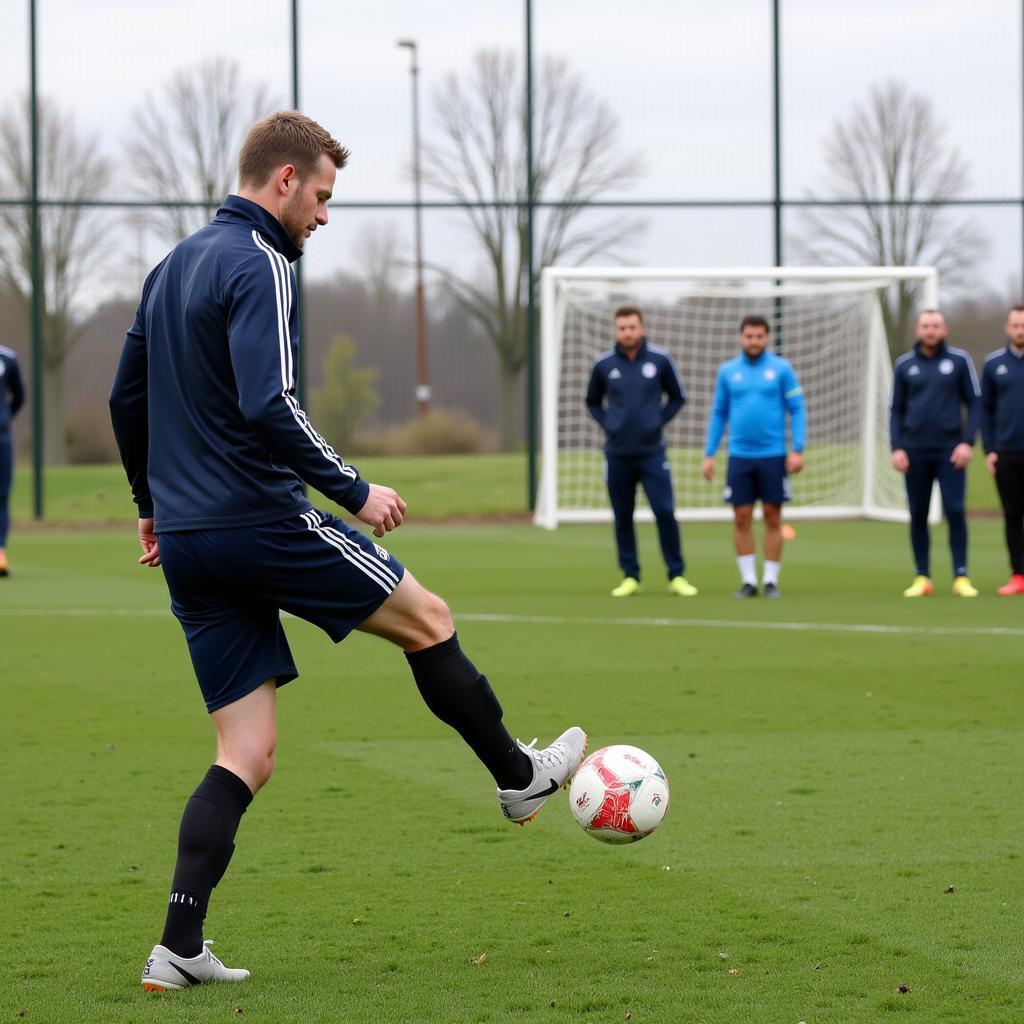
[702,316,806,598]
[110,111,585,993]
[890,309,980,597]
[981,306,1024,595]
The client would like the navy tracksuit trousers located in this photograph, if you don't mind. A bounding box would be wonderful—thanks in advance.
[994,451,1024,575]
[0,433,11,548]
[606,451,684,581]
[904,447,968,578]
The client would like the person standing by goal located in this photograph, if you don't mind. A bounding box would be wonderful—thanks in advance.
[702,315,806,598]
[110,111,585,993]
[890,309,980,598]
[0,344,25,577]
[981,305,1024,596]
[585,305,698,598]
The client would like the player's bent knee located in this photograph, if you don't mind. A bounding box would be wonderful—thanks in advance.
[360,573,454,649]
[429,591,454,636]
[410,590,454,647]
[217,734,276,794]
[235,747,275,793]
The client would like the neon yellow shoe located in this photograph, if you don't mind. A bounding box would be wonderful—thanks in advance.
[902,575,934,598]
[668,576,698,597]
[610,577,641,598]
[952,576,978,598]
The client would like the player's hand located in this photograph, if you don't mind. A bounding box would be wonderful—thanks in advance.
[950,443,973,470]
[786,452,805,475]
[986,451,999,475]
[357,483,407,537]
[138,517,160,567]
[701,456,715,481]
[891,449,909,474]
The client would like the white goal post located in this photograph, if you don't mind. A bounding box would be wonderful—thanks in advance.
[535,266,939,529]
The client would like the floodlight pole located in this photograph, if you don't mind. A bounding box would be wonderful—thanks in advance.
[291,0,306,410]
[771,0,783,353]
[29,0,43,518]
[525,0,538,508]
[772,0,782,270]
[398,39,431,415]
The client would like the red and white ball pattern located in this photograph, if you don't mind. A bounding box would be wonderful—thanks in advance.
[569,745,669,844]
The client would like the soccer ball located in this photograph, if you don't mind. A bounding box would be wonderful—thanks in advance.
[569,745,669,844]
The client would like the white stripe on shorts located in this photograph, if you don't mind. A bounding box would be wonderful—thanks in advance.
[299,512,399,594]
[317,521,400,589]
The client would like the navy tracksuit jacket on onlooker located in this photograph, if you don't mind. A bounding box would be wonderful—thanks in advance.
[0,345,25,550]
[585,339,687,581]
[981,343,1024,575]
[889,340,980,578]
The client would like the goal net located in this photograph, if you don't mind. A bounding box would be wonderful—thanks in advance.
[535,266,938,528]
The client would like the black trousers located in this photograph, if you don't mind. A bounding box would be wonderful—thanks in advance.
[994,451,1024,575]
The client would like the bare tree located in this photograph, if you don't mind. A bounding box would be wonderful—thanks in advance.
[792,81,988,357]
[126,59,277,245]
[423,49,644,449]
[353,219,404,310]
[0,97,110,464]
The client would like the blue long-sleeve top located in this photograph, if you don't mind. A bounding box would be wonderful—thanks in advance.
[704,350,805,458]
[109,195,369,530]
[980,344,1024,453]
[889,341,980,452]
[0,345,25,435]
[585,339,687,456]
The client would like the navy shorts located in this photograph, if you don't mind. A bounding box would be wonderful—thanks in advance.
[724,455,791,506]
[159,508,405,712]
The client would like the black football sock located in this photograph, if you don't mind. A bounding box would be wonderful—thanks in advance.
[406,633,533,791]
[159,765,253,957]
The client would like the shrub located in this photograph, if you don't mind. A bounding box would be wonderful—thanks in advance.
[67,410,120,464]
[353,408,495,456]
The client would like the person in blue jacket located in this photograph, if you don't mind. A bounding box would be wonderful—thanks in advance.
[890,309,980,598]
[981,305,1024,595]
[0,344,25,576]
[110,111,585,994]
[702,315,806,598]
[586,306,698,598]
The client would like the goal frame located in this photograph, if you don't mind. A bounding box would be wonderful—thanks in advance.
[535,265,939,529]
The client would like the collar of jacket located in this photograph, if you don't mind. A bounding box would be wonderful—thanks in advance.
[913,339,949,358]
[615,338,648,358]
[215,194,304,264]
[742,348,768,365]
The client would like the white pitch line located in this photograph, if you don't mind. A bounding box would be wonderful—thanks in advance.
[457,613,1024,638]
[9,607,1024,638]
[4,608,169,617]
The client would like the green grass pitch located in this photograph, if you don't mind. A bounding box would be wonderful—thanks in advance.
[2,520,1023,1023]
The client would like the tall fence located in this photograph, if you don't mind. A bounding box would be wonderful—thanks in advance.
[3,0,1022,521]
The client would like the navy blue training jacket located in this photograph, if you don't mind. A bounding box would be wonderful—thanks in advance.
[0,345,25,435]
[585,340,686,456]
[109,195,369,531]
[981,345,1024,453]
[889,341,980,452]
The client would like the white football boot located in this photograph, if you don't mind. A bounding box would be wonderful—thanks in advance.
[141,940,250,991]
[497,726,588,824]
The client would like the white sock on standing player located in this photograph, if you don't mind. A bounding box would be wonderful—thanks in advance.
[737,554,757,586]
[763,560,780,586]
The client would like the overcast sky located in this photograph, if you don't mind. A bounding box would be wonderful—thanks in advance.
[2,0,1022,302]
